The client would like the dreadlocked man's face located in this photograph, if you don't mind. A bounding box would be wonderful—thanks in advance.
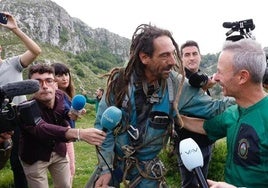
[139,36,176,83]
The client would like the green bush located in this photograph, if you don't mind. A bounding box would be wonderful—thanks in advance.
[207,139,227,181]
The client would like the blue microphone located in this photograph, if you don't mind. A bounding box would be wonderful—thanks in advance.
[70,94,86,115]
[100,106,122,132]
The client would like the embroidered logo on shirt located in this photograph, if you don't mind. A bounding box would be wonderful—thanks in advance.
[234,123,260,167]
[238,138,249,159]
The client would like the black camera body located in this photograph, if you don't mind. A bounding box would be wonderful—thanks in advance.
[223,19,255,32]
[0,101,19,133]
[223,19,255,41]
[0,98,41,133]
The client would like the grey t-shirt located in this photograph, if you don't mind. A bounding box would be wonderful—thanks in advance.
[0,56,27,104]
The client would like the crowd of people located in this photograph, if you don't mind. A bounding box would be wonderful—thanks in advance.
[1,12,268,188]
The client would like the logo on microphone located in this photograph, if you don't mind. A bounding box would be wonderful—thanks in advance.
[181,147,199,155]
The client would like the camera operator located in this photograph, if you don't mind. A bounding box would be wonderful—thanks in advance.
[0,12,41,187]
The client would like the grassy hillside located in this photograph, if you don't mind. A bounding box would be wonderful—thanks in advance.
[0,29,110,95]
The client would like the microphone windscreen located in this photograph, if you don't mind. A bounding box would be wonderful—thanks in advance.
[222,22,233,28]
[188,72,208,88]
[1,79,40,97]
[179,138,204,171]
[71,94,86,111]
[101,106,122,131]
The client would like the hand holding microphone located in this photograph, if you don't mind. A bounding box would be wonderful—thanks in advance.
[93,106,122,187]
[70,94,86,118]
[179,138,209,188]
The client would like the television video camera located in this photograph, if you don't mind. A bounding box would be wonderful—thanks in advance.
[222,19,268,85]
[223,19,255,41]
[0,80,40,133]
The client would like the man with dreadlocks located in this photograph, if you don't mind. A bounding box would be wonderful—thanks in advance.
[87,24,235,188]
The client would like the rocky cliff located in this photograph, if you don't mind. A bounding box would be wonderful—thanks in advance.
[0,0,131,61]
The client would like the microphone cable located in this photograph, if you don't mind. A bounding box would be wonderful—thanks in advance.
[95,146,115,186]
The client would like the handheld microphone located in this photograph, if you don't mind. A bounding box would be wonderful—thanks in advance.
[179,138,209,188]
[188,72,209,88]
[70,94,86,115]
[100,106,122,132]
[0,79,39,98]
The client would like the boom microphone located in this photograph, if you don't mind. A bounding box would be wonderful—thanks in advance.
[0,79,39,98]
[70,94,86,115]
[179,138,209,188]
[100,106,122,132]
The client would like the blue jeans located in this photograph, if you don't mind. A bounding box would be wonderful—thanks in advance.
[178,144,213,188]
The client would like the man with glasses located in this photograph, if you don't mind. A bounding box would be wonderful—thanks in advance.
[18,63,106,188]
[0,12,41,187]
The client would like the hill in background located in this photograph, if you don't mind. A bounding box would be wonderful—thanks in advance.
[0,0,131,94]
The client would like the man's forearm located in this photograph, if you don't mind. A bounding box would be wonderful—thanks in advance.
[181,115,207,135]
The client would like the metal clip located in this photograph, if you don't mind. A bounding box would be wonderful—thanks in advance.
[151,160,166,178]
[121,145,135,157]
[127,125,139,140]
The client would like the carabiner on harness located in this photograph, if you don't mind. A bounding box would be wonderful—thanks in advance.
[127,125,139,140]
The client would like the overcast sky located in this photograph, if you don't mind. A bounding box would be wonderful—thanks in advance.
[52,0,267,54]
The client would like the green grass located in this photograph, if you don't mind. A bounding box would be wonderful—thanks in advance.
[0,104,226,187]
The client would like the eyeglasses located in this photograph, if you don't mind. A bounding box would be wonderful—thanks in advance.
[35,78,55,86]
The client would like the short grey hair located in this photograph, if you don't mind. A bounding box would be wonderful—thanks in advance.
[222,39,266,83]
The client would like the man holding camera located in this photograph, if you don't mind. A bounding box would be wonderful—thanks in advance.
[0,12,41,187]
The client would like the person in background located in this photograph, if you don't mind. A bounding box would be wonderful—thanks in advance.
[0,12,41,188]
[181,40,216,94]
[51,62,77,186]
[19,63,106,188]
[177,40,217,188]
[87,24,234,188]
[83,87,104,113]
[181,39,268,188]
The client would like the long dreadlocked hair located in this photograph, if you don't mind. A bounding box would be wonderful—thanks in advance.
[104,24,185,124]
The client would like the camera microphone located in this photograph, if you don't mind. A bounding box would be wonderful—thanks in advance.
[222,22,233,29]
[0,79,39,98]
[100,106,122,132]
[179,138,209,188]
